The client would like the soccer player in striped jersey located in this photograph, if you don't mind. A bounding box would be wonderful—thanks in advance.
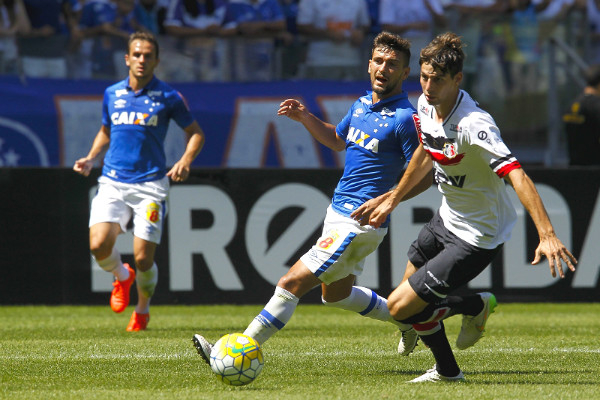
[353,32,577,382]
[193,31,430,363]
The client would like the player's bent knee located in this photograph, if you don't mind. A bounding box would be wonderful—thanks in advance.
[135,257,154,272]
[388,295,414,321]
[89,241,113,260]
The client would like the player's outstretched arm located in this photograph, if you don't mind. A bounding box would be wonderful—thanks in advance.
[505,168,577,278]
[278,99,345,152]
[73,125,111,177]
[167,122,205,182]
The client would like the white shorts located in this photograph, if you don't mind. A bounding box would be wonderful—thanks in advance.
[89,175,169,244]
[300,205,388,285]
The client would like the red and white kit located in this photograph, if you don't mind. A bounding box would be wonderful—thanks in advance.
[417,90,522,249]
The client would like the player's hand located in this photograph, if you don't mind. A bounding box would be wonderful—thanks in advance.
[167,162,190,182]
[368,200,394,229]
[351,194,389,226]
[531,235,577,278]
[73,158,93,177]
[277,99,306,122]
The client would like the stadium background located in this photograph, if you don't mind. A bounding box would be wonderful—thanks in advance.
[1,2,599,305]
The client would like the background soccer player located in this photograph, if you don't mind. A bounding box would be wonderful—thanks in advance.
[73,31,205,331]
[194,31,429,361]
[563,64,600,166]
[353,32,577,382]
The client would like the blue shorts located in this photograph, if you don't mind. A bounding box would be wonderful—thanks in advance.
[407,211,502,303]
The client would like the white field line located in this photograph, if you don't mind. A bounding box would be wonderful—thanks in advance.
[1,347,600,361]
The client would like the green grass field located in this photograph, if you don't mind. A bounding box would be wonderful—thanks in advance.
[1,303,599,400]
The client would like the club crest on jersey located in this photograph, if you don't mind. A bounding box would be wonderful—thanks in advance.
[443,142,458,159]
[111,111,158,126]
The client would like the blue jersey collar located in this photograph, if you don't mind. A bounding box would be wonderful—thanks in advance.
[364,90,408,109]
[125,76,158,95]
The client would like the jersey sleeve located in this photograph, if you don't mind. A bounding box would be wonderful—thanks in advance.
[101,88,110,127]
[169,91,195,129]
[335,104,353,141]
[395,109,420,163]
[466,113,521,178]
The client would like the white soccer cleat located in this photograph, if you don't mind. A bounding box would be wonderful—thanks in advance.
[456,292,497,350]
[192,334,213,365]
[397,327,418,356]
[408,365,465,383]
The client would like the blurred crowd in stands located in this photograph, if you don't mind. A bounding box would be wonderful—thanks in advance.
[0,0,597,95]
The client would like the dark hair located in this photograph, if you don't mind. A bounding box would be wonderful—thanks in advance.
[419,32,464,77]
[584,65,600,87]
[372,31,411,67]
[128,31,160,58]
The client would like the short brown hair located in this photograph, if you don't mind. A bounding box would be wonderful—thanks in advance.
[128,31,160,58]
[372,31,411,67]
[419,32,464,77]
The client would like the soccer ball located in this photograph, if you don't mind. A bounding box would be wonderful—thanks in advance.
[209,333,264,386]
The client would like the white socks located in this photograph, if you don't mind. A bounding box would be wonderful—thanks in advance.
[322,286,412,331]
[135,263,158,315]
[243,286,299,345]
[136,263,158,298]
[94,248,129,281]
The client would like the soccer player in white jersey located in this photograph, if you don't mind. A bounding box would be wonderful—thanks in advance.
[193,32,431,363]
[73,32,205,331]
[352,32,577,382]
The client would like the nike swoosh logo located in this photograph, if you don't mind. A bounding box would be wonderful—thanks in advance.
[231,345,257,354]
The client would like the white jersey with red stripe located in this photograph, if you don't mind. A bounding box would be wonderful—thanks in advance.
[417,90,521,249]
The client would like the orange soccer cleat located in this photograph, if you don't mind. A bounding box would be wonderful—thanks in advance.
[126,311,150,332]
[110,263,136,313]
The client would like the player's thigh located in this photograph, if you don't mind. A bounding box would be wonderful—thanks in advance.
[129,178,169,245]
[400,260,418,283]
[387,277,428,320]
[89,178,132,234]
[277,259,322,298]
[408,240,501,303]
[89,222,121,254]
[300,206,386,285]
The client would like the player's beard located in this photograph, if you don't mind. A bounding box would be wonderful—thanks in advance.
[372,76,399,97]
